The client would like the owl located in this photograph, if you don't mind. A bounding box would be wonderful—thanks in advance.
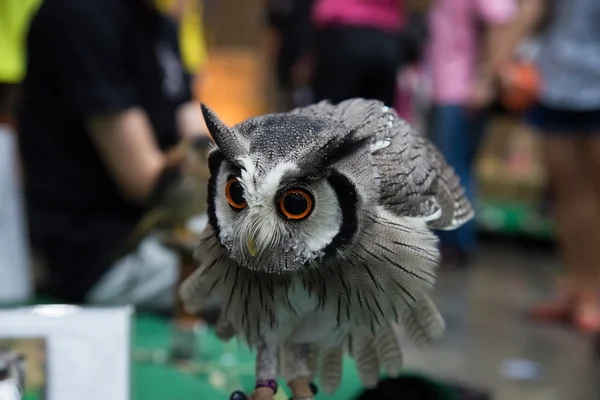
[181,99,473,400]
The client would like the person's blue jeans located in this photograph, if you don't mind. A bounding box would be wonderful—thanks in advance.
[429,104,487,254]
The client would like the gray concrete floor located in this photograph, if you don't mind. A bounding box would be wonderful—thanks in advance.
[400,240,600,400]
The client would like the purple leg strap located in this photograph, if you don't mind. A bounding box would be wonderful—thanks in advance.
[255,379,278,393]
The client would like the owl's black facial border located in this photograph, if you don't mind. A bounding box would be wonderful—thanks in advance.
[207,150,226,237]
[274,183,315,222]
[322,170,358,258]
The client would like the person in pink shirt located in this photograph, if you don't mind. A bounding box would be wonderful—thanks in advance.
[427,0,519,266]
[311,0,410,107]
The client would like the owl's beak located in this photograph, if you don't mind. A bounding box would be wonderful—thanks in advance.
[247,236,258,257]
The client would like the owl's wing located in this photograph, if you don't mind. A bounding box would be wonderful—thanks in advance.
[296,105,456,306]
[293,98,472,229]
[179,227,233,314]
[317,293,444,393]
[368,109,472,230]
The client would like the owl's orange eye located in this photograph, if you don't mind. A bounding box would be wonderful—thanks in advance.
[225,178,247,209]
[279,189,313,220]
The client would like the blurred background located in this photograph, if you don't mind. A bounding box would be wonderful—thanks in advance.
[1,0,600,399]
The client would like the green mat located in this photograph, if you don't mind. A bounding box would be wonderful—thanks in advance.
[133,315,456,400]
[133,315,364,400]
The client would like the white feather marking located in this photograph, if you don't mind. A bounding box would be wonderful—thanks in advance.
[370,139,391,152]
[255,162,299,203]
[421,207,443,222]
[377,207,431,232]
[237,156,256,192]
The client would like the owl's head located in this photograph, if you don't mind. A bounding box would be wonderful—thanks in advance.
[202,105,376,274]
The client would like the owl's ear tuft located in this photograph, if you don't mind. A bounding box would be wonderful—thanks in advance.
[200,104,248,161]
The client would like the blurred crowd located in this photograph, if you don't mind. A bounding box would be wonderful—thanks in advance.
[1,0,600,336]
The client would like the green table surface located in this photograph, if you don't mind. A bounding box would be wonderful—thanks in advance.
[132,315,456,400]
[133,314,364,400]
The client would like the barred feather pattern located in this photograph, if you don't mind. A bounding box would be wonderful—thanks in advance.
[352,336,379,388]
[401,293,446,347]
[316,346,343,394]
[180,208,443,392]
[307,344,319,382]
[350,323,405,387]
[181,229,291,345]
[180,204,439,347]
[312,293,444,394]
[280,343,312,382]
[325,322,406,391]
[277,343,320,383]
[215,313,236,342]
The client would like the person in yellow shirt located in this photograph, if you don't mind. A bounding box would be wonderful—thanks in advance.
[0,0,43,121]
[156,0,209,90]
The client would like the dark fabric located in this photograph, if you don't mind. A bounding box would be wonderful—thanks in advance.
[266,0,316,88]
[397,12,429,66]
[0,83,21,120]
[355,376,455,400]
[526,102,600,134]
[312,26,399,107]
[18,0,192,303]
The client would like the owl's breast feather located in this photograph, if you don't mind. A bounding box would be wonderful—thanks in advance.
[275,279,349,346]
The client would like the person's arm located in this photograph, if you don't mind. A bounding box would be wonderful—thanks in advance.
[478,0,546,78]
[45,3,186,204]
[468,0,526,109]
[87,109,180,204]
[177,101,210,138]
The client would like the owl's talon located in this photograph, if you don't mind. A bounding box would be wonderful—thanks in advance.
[229,391,248,400]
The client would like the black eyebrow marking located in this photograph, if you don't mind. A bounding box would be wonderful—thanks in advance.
[232,160,246,170]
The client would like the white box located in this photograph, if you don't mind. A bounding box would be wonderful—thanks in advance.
[0,305,132,400]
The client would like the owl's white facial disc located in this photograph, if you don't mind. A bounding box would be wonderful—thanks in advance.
[213,156,343,272]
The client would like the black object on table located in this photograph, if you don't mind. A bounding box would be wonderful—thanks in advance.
[354,375,491,400]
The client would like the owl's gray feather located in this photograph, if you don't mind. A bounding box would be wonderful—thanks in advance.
[291,98,473,229]
[313,292,444,394]
[200,105,249,163]
[316,346,343,393]
[181,98,473,394]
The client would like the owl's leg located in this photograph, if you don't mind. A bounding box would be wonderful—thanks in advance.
[282,343,318,400]
[253,339,279,400]
[230,338,279,400]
